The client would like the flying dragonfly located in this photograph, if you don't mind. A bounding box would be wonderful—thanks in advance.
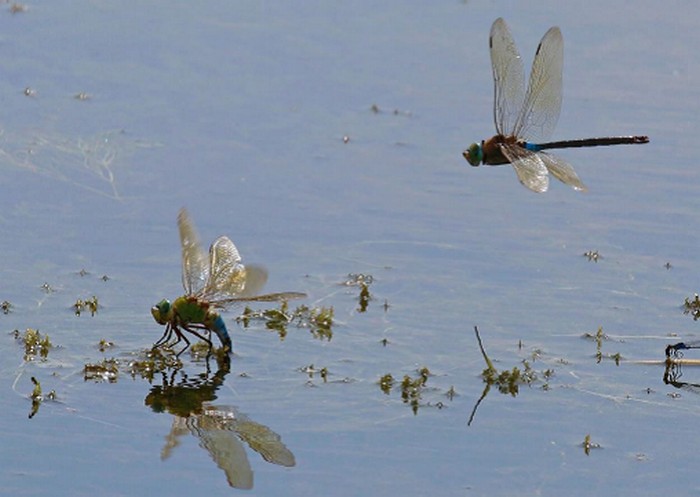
[151,208,306,356]
[463,17,649,193]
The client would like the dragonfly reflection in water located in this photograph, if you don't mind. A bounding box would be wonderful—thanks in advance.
[161,404,295,490]
[463,18,649,193]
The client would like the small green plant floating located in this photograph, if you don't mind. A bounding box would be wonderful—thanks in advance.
[84,358,119,383]
[74,296,99,316]
[582,326,621,365]
[1,300,12,314]
[583,250,601,262]
[683,294,700,320]
[128,347,184,381]
[468,326,551,426]
[378,367,437,415]
[238,302,334,341]
[14,328,52,361]
[299,364,329,382]
[357,282,371,313]
[28,376,56,419]
[581,434,601,455]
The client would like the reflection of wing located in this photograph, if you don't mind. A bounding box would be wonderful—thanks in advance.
[490,18,525,137]
[190,414,253,490]
[234,417,296,468]
[178,209,209,296]
[513,26,563,143]
[161,406,295,489]
[161,416,190,460]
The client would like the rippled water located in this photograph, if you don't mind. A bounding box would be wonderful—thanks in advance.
[1,1,699,496]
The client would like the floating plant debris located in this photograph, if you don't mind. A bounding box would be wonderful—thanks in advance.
[14,328,52,361]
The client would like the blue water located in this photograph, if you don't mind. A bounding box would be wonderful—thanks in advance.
[1,1,699,496]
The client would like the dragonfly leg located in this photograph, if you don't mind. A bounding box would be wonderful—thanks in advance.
[153,323,175,348]
[174,327,191,357]
[181,324,214,353]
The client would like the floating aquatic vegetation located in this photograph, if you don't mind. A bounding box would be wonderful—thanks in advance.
[1,300,12,314]
[682,294,700,320]
[581,434,601,455]
[299,364,328,383]
[97,339,115,352]
[128,347,184,381]
[14,328,52,361]
[84,358,119,383]
[28,377,56,419]
[341,273,374,287]
[378,367,434,415]
[468,326,550,426]
[583,326,621,365]
[583,250,601,262]
[238,302,334,341]
[357,282,371,313]
[369,104,412,117]
[73,296,99,316]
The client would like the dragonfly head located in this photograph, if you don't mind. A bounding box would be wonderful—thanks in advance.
[151,299,172,325]
[463,142,483,167]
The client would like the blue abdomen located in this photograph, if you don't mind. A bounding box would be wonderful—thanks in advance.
[212,315,233,353]
[523,142,542,152]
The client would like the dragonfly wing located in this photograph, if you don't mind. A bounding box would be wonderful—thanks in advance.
[237,264,269,298]
[178,208,209,295]
[538,152,587,191]
[215,291,307,307]
[202,236,247,301]
[513,25,563,142]
[501,143,549,193]
[490,18,526,136]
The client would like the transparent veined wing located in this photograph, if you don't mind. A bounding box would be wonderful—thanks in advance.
[236,264,269,298]
[178,208,210,296]
[537,151,587,191]
[200,235,247,301]
[500,143,549,193]
[512,25,563,142]
[202,237,306,306]
[490,17,526,137]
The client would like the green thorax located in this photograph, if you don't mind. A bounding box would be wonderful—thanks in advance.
[172,295,219,327]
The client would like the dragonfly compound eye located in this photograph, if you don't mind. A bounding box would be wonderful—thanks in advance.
[151,299,171,324]
[464,143,483,167]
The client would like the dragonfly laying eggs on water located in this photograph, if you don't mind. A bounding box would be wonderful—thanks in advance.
[151,208,306,356]
[464,18,649,193]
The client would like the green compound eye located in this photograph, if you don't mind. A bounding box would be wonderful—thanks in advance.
[464,143,483,166]
[151,299,171,325]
